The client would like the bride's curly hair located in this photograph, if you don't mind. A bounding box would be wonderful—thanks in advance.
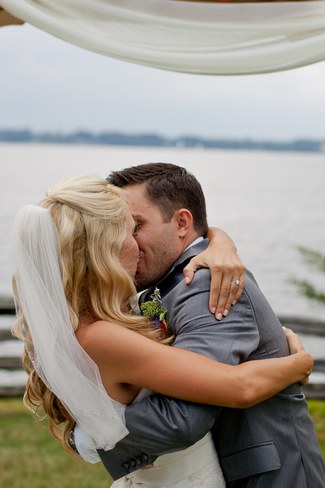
[12,175,163,453]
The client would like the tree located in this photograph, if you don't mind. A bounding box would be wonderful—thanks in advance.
[291,246,325,305]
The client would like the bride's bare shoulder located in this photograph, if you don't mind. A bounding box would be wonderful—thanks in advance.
[76,320,137,359]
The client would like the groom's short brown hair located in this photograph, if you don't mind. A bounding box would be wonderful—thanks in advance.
[107,162,208,235]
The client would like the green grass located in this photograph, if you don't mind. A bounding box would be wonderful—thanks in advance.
[1,398,324,487]
[308,399,325,455]
[0,399,110,488]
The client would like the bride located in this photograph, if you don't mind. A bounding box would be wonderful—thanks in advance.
[12,175,312,488]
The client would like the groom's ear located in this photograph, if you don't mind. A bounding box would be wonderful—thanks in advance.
[173,208,193,237]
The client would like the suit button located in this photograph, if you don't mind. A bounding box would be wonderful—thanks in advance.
[135,456,142,466]
[141,453,149,462]
[129,459,136,467]
[122,462,129,471]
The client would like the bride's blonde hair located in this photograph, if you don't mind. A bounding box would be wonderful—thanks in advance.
[12,175,161,452]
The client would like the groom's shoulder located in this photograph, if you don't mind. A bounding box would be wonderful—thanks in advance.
[243,270,269,302]
[163,267,211,306]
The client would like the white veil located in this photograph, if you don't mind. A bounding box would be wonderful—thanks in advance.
[12,204,128,450]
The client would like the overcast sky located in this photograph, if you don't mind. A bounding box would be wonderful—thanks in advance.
[1,22,325,141]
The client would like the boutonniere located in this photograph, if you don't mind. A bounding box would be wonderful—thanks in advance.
[139,288,171,337]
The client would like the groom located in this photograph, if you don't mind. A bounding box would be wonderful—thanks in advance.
[77,163,325,487]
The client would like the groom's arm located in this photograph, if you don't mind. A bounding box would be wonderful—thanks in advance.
[98,269,260,480]
[98,397,219,479]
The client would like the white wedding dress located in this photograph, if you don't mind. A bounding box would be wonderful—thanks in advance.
[111,390,226,488]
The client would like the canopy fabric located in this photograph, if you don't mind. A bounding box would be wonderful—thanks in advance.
[1,0,325,74]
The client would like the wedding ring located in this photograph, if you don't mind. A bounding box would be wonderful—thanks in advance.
[231,279,240,286]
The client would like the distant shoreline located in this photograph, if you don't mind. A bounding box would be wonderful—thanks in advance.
[1,129,325,154]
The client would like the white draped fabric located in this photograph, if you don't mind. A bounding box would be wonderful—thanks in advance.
[2,0,325,74]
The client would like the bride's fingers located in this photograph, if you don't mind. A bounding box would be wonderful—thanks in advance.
[300,375,310,386]
[283,326,305,354]
[283,327,313,386]
[233,271,245,304]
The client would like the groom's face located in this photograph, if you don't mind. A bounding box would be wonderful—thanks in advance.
[123,183,182,291]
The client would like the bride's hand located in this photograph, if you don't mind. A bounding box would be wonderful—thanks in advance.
[183,227,245,320]
[283,326,313,385]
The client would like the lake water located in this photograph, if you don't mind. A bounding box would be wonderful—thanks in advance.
[1,142,325,320]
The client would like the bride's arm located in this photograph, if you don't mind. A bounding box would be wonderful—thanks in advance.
[183,227,245,319]
[81,322,312,409]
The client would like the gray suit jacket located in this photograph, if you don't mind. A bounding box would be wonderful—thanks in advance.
[98,240,325,487]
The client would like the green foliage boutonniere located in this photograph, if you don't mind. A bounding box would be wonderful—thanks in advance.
[139,288,170,337]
